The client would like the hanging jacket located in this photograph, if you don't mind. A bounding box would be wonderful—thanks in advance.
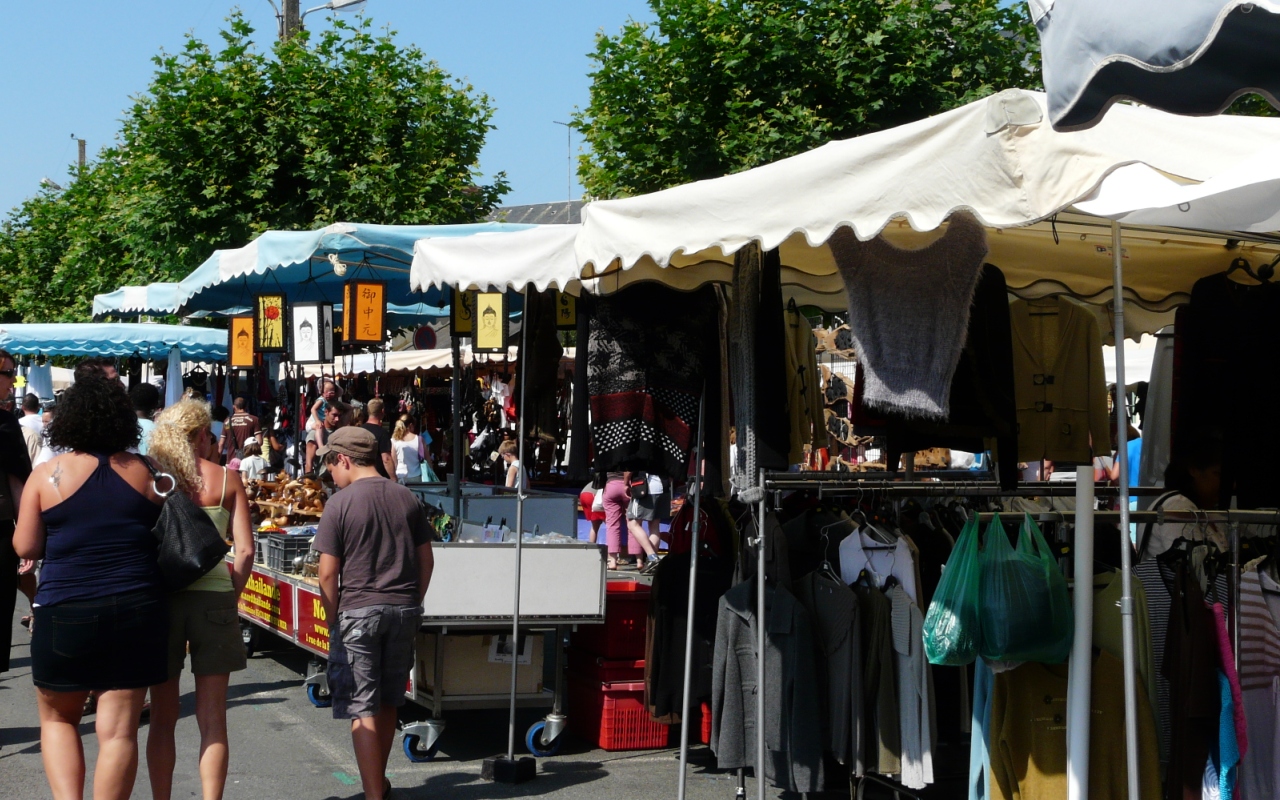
[1009,296,1109,465]
[710,578,824,793]
[784,305,824,466]
[793,570,862,769]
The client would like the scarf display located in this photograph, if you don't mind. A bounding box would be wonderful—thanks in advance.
[587,283,717,483]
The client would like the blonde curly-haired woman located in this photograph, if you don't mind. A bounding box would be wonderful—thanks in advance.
[144,400,254,800]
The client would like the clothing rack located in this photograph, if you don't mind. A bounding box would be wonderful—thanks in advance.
[745,473,1280,799]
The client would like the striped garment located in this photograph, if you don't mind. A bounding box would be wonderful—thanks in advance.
[1238,568,1280,692]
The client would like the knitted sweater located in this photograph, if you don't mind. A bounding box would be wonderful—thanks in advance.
[829,213,988,419]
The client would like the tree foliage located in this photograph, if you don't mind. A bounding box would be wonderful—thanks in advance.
[574,0,1041,198]
[0,13,506,322]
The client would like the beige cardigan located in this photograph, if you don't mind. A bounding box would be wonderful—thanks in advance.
[1010,297,1109,465]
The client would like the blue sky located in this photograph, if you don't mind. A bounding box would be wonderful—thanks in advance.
[0,1,656,216]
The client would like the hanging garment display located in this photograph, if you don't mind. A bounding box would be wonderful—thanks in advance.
[517,289,566,441]
[1239,563,1280,800]
[1088,570,1157,712]
[881,264,1019,488]
[1177,273,1280,509]
[645,549,735,723]
[828,212,988,419]
[887,584,934,790]
[1138,325,1176,494]
[784,303,824,466]
[853,578,901,776]
[792,570,861,767]
[1009,296,1110,465]
[587,284,718,483]
[709,577,825,793]
[1164,559,1223,800]
[988,651,1161,800]
[754,248,792,470]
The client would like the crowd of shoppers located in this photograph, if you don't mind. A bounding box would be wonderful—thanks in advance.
[3,361,436,800]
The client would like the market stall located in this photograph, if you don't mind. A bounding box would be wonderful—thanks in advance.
[97,221,606,764]
[411,88,1280,799]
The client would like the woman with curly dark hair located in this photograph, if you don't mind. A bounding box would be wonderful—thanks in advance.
[14,373,168,800]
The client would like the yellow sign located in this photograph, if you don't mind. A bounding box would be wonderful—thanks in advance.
[473,292,507,352]
[254,294,287,353]
[341,280,387,346]
[452,289,476,335]
[554,291,577,330]
[228,316,255,369]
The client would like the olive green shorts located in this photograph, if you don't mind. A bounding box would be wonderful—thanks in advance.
[166,590,247,678]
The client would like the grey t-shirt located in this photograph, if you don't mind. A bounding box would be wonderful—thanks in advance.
[312,477,430,612]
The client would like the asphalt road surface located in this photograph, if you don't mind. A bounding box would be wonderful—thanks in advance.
[0,611,789,800]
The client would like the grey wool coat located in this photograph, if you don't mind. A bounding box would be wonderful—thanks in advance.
[710,578,824,794]
[793,570,863,773]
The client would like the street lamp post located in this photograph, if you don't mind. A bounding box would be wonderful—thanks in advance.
[266,0,367,40]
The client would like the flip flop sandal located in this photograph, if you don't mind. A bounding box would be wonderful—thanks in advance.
[830,325,856,357]
[821,365,854,406]
[824,410,860,449]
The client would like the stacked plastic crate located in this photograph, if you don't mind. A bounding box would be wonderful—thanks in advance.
[567,580,669,750]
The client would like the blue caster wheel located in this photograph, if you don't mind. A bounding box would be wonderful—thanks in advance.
[525,720,564,757]
[306,682,332,708]
[403,733,439,762]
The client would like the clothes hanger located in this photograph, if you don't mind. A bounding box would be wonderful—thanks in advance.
[1227,256,1271,284]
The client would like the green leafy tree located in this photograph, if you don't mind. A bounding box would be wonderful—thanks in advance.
[574,0,1041,198]
[0,13,506,322]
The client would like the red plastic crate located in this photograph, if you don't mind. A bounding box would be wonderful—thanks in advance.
[700,701,711,746]
[571,580,650,659]
[568,677,669,751]
[567,647,645,683]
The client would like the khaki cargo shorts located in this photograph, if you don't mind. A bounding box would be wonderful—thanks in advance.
[166,590,247,678]
[326,604,421,719]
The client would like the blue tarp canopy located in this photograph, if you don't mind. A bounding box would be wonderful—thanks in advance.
[176,221,535,313]
[93,282,451,326]
[0,323,227,361]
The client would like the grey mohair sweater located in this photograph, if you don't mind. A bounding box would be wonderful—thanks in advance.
[829,212,988,420]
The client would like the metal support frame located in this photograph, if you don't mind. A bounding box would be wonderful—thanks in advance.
[755,468,767,800]
[505,284,532,763]
[450,299,463,518]
[675,391,707,800]
[1111,221,1140,800]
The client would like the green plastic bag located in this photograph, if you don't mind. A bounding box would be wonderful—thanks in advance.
[923,514,983,666]
[977,513,1073,663]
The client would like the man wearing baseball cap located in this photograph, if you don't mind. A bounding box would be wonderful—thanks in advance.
[313,427,434,800]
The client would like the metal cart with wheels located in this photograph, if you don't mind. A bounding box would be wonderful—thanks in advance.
[235,540,606,761]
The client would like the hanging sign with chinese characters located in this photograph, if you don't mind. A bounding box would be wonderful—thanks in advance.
[253,294,288,353]
[228,315,256,369]
[472,291,508,353]
[290,302,334,364]
[342,280,387,347]
[554,290,577,331]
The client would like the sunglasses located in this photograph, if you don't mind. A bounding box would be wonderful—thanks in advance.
[0,370,14,378]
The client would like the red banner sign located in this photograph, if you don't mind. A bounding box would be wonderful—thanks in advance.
[296,586,331,655]
[239,570,294,637]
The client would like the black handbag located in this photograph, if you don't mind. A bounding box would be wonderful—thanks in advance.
[144,459,231,591]
[628,472,651,501]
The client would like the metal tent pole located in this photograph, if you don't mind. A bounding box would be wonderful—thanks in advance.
[506,286,531,762]
[1067,467,1095,800]
[450,291,463,518]
[675,390,707,800]
[1111,221,1141,800]
[755,468,766,800]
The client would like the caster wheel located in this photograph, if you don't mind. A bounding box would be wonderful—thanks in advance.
[240,624,257,659]
[525,720,564,757]
[403,733,439,762]
[306,682,332,708]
